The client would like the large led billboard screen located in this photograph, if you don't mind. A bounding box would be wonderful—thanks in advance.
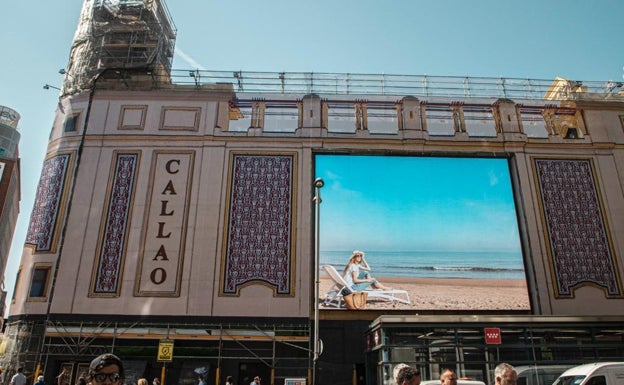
[315,154,530,311]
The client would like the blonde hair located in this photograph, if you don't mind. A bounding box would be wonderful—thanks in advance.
[138,379,148,385]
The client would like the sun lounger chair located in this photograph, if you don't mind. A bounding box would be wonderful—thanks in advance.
[321,265,410,308]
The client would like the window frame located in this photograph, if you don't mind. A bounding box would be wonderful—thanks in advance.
[63,112,82,133]
[27,263,53,301]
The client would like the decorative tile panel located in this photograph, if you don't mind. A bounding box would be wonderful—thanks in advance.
[222,153,296,296]
[92,153,139,295]
[25,154,71,252]
[534,158,622,297]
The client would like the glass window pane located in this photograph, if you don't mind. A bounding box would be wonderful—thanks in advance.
[29,268,49,297]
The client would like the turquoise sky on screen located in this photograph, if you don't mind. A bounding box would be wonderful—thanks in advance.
[315,155,522,253]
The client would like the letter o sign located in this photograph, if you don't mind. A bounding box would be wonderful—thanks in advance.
[150,268,167,284]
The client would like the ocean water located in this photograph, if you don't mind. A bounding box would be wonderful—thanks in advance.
[320,250,526,280]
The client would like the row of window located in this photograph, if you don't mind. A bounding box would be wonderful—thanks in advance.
[229,100,583,139]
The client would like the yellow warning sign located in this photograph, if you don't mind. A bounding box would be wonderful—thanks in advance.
[157,339,174,362]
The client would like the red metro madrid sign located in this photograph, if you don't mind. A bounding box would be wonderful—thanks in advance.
[484,327,502,344]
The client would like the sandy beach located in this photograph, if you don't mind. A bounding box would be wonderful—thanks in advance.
[319,274,530,310]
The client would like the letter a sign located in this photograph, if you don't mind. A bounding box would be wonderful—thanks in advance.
[484,328,501,344]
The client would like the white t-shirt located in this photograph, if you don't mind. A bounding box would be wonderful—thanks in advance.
[344,264,359,287]
[10,373,26,385]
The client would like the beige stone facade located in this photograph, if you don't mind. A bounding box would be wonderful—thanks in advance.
[4,71,624,385]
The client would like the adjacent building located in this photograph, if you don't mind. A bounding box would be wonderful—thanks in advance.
[3,1,624,385]
[0,105,21,319]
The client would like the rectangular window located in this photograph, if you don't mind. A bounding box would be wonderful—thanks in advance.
[326,102,356,133]
[12,269,21,302]
[424,104,456,136]
[29,266,51,298]
[366,103,399,134]
[64,114,80,132]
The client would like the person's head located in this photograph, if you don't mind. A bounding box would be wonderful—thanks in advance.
[138,379,148,385]
[440,369,458,385]
[393,364,409,384]
[88,353,124,385]
[38,376,44,382]
[77,378,87,385]
[152,378,160,385]
[226,377,233,382]
[17,368,23,373]
[494,363,517,385]
[396,366,420,385]
[254,377,260,383]
[349,250,365,264]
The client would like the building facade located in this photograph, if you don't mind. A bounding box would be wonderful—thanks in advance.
[3,2,624,385]
[0,105,21,317]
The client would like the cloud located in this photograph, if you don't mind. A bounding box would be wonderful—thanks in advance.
[489,169,499,186]
[175,47,207,70]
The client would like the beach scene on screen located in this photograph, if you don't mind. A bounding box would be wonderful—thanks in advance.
[315,155,531,310]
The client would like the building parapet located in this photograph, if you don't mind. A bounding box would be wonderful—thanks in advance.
[163,70,624,102]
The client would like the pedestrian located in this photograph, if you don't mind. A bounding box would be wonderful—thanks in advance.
[494,363,517,385]
[152,378,160,385]
[138,379,148,385]
[225,376,234,385]
[9,368,26,385]
[440,369,458,385]
[396,366,421,385]
[393,364,409,385]
[88,353,125,385]
[249,377,260,385]
[56,368,69,385]
[35,376,46,385]
[198,375,207,385]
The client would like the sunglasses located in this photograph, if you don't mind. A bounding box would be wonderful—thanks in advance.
[93,373,121,383]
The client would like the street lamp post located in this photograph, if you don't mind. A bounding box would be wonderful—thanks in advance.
[312,177,324,385]
[43,84,61,91]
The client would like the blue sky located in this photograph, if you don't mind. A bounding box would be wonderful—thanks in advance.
[315,155,521,252]
[1,0,623,312]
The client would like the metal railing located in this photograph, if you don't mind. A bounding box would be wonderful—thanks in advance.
[169,69,624,101]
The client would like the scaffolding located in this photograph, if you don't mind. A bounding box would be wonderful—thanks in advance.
[0,319,310,385]
[0,320,46,380]
[63,0,176,95]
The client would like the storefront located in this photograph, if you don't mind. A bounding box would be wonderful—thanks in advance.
[1,318,311,385]
[365,315,624,385]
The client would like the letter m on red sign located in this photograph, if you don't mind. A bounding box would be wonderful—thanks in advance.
[484,328,501,344]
